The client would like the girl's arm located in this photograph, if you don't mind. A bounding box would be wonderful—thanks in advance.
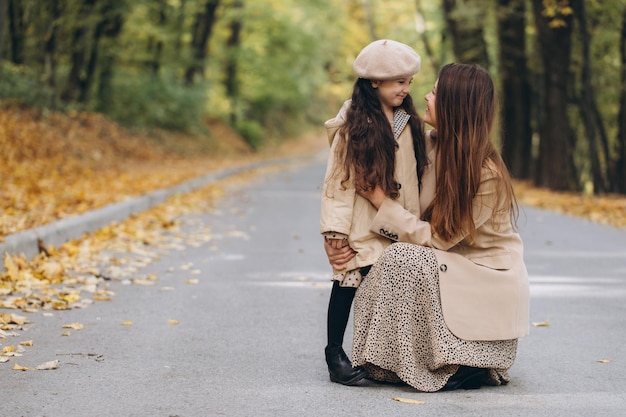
[320,134,356,237]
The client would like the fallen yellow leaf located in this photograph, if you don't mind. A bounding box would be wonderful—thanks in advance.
[13,363,29,371]
[60,332,71,336]
[185,279,199,285]
[121,321,133,326]
[62,322,84,330]
[391,397,426,405]
[132,279,155,286]
[19,340,33,347]
[167,320,180,325]
[597,359,611,364]
[532,320,550,327]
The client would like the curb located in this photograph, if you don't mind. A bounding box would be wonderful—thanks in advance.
[0,156,308,261]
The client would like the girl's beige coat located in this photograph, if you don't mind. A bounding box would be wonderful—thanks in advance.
[320,100,422,275]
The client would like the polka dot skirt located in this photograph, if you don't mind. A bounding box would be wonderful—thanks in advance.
[352,242,517,392]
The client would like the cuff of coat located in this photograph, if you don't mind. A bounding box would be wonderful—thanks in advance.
[322,231,348,240]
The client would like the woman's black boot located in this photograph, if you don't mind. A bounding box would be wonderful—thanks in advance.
[442,366,487,391]
[325,345,368,386]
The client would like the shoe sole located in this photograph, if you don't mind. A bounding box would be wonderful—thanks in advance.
[329,369,369,386]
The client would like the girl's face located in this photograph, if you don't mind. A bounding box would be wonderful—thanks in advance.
[423,80,438,128]
[371,76,413,114]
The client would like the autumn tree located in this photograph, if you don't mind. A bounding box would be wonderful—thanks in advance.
[617,5,626,193]
[0,0,7,62]
[7,0,28,65]
[497,0,531,180]
[184,0,220,86]
[442,0,490,67]
[531,0,575,191]
[224,0,243,125]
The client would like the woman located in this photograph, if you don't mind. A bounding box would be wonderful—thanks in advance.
[325,63,529,392]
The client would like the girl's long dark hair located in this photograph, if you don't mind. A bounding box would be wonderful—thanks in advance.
[335,78,427,198]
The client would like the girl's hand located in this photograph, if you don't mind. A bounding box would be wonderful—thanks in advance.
[357,185,387,210]
[326,237,347,250]
[324,238,356,270]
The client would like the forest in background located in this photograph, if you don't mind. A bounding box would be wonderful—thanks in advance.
[0,0,625,195]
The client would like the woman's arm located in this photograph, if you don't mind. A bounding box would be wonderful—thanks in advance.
[361,168,501,250]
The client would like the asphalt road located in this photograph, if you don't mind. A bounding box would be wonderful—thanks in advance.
[1,152,626,417]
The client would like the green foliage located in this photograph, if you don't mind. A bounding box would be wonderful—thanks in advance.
[1,0,625,193]
[235,119,265,150]
[103,71,207,132]
[0,63,55,108]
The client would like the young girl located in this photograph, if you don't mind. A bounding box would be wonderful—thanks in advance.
[320,39,428,385]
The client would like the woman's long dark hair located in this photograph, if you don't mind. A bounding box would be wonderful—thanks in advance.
[335,78,427,198]
[422,63,518,242]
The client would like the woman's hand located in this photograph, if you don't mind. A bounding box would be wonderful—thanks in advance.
[324,238,356,270]
[357,185,387,210]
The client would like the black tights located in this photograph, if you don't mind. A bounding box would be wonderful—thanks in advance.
[326,281,356,348]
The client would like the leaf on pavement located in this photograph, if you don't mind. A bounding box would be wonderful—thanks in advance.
[132,278,155,286]
[532,320,550,327]
[167,320,179,325]
[597,359,611,364]
[62,322,84,330]
[121,321,133,326]
[391,397,426,405]
[13,363,29,371]
[35,360,59,370]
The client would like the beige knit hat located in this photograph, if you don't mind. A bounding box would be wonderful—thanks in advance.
[353,39,421,80]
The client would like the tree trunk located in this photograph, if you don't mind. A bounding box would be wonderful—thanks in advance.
[225,0,243,125]
[184,0,220,86]
[497,0,532,180]
[146,0,167,75]
[531,0,575,191]
[616,5,626,194]
[0,0,7,62]
[413,0,439,74]
[61,0,97,103]
[7,0,25,64]
[95,0,126,111]
[442,0,490,66]
[572,0,609,193]
[361,0,377,41]
[43,0,61,93]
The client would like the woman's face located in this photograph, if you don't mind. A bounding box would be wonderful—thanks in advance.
[423,80,438,128]
[371,76,413,114]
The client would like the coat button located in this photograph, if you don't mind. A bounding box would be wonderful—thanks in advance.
[440,264,447,272]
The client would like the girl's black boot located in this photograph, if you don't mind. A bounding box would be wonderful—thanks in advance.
[325,345,368,386]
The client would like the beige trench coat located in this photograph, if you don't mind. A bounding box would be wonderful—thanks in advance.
[369,131,530,341]
[320,100,421,275]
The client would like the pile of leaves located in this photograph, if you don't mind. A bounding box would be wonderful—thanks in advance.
[0,105,322,368]
[0,105,254,237]
[514,181,626,229]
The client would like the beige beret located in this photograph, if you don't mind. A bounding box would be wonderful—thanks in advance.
[353,39,421,80]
